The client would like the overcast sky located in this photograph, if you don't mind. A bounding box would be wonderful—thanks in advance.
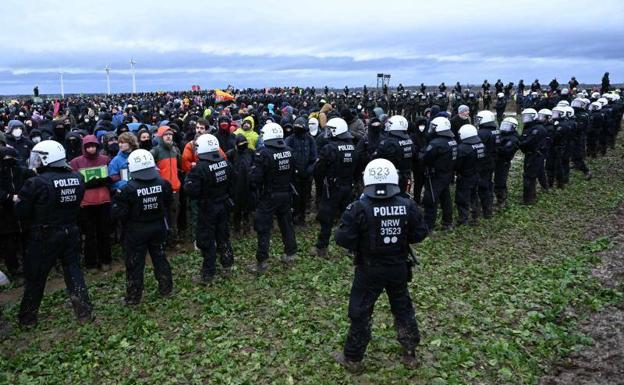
[1,0,622,95]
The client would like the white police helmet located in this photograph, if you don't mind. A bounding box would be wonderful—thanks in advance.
[387,115,409,131]
[261,122,284,141]
[500,117,519,133]
[537,108,552,122]
[475,110,496,127]
[195,133,222,161]
[128,149,159,180]
[521,108,538,123]
[30,140,68,168]
[429,117,453,137]
[362,158,400,198]
[551,106,566,119]
[326,117,350,137]
[459,124,478,141]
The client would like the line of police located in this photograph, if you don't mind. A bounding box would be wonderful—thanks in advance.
[4,89,623,373]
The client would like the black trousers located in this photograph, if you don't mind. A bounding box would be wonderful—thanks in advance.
[0,233,21,275]
[79,203,112,268]
[197,201,233,278]
[292,175,312,223]
[123,223,172,302]
[422,174,453,230]
[477,168,494,217]
[19,226,92,325]
[316,184,353,249]
[344,264,420,362]
[569,135,590,174]
[455,175,478,225]
[254,191,297,262]
[494,161,511,203]
[523,152,546,203]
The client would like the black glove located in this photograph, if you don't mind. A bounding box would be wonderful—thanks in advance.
[85,176,112,189]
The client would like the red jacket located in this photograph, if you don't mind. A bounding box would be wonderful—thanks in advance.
[70,135,111,207]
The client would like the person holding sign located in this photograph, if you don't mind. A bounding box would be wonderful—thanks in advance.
[70,135,113,271]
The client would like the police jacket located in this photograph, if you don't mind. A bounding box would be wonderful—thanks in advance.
[519,121,548,154]
[111,176,173,226]
[16,168,85,228]
[455,137,485,178]
[335,194,427,265]
[375,131,414,174]
[477,124,501,171]
[250,139,294,194]
[497,132,520,163]
[315,137,356,186]
[418,134,457,175]
[184,158,233,204]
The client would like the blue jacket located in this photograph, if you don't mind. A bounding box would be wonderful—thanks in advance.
[108,150,130,190]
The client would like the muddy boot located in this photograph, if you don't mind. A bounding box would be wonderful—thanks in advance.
[221,266,232,278]
[249,261,268,274]
[584,171,593,181]
[280,253,296,265]
[315,247,328,258]
[400,349,419,369]
[331,351,364,374]
[193,275,214,286]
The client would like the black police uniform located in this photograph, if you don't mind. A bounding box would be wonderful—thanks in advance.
[587,108,604,158]
[112,174,173,303]
[16,167,92,325]
[476,123,501,218]
[315,135,357,251]
[519,121,548,204]
[184,154,235,281]
[375,130,415,193]
[250,139,297,264]
[546,118,571,188]
[335,191,428,362]
[570,107,591,177]
[419,132,457,230]
[494,131,520,207]
[455,136,485,225]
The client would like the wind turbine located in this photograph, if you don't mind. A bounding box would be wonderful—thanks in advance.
[105,65,111,95]
[59,71,65,99]
[129,59,137,94]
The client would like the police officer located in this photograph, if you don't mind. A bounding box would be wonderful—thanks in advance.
[455,125,485,226]
[519,109,548,204]
[569,98,592,180]
[184,134,235,284]
[314,118,357,257]
[494,117,520,208]
[419,117,458,231]
[548,106,570,188]
[332,158,428,373]
[374,115,414,193]
[111,149,173,305]
[474,110,501,219]
[15,140,92,326]
[250,123,297,273]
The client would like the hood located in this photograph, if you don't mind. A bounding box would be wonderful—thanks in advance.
[8,119,25,132]
[242,116,255,130]
[81,134,101,156]
[320,103,333,114]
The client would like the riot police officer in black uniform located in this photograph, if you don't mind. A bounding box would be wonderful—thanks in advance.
[184,134,235,284]
[570,98,592,180]
[374,115,415,194]
[455,124,485,225]
[314,118,357,257]
[474,110,501,219]
[112,149,173,305]
[519,109,548,204]
[419,117,457,231]
[250,123,297,272]
[331,158,428,373]
[16,140,92,325]
[494,117,520,208]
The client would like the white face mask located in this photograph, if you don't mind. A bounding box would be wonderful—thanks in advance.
[32,136,42,144]
[12,128,22,138]
[85,118,90,123]
[418,125,425,132]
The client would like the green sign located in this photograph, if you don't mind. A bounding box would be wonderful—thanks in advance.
[80,166,108,182]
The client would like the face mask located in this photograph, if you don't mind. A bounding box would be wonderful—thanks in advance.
[140,140,152,150]
[12,128,22,139]
[219,123,230,130]
[237,143,248,151]
[1,158,16,167]
[418,125,426,132]
[85,118,90,123]
[107,143,119,154]
[64,124,71,130]
[293,126,305,136]
[32,136,41,144]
